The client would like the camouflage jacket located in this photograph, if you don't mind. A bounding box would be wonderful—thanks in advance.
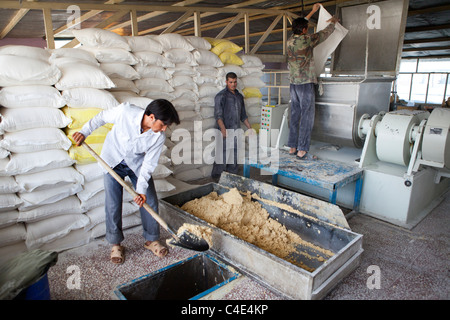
[287,23,335,85]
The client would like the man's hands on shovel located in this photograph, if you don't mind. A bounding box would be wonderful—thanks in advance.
[72,131,147,208]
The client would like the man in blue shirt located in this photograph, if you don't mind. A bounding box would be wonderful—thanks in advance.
[73,99,179,264]
[211,72,252,180]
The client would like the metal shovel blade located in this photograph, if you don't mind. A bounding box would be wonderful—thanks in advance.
[168,230,210,252]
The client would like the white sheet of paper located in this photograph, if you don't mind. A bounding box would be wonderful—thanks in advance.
[313,5,349,77]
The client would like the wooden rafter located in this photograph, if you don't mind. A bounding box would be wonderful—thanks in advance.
[0,0,37,39]
[108,0,204,34]
[161,10,194,34]
[250,14,283,54]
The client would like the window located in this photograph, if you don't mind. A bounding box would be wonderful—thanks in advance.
[395,58,450,105]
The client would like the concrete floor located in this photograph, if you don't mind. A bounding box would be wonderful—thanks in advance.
[46,171,449,301]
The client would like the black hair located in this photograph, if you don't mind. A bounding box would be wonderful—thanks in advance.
[144,99,180,125]
[292,18,309,35]
[226,72,237,80]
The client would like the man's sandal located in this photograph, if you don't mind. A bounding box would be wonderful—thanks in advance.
[111,245,125,264]
[144,241,168,258]
[296,152,318,161]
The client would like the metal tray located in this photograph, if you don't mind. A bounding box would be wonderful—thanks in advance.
[159,173,363,300]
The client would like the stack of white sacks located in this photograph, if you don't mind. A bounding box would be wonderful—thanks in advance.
[0,29,266,259]
[0,45,88,262]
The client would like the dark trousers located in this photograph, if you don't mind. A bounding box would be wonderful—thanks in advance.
[104,161,159,244]
[288,83,316,152]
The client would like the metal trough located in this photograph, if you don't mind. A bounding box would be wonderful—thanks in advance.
[159,173,363,300]
[115,253,240,300]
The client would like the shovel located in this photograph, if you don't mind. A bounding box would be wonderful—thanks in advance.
[81,142,209,252]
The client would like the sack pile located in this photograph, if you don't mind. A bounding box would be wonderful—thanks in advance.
[0,29,267,259]
[0,45,90,262]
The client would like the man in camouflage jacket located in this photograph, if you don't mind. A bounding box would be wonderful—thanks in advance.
[287,3,338,160]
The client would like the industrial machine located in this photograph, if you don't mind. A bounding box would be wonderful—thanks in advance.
[272,0,450,228]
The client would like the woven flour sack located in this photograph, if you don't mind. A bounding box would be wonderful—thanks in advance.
[185,36,211,50]
[54,62,115,90]
[17,196,84,223]
[133,52,174,68]
[0,176,22,194]
[0,45,50,61]
[125,36,163,53]
[0,55,61,87]
[100,63,140,81]
[5,149,75,175]
[25,213,90,249]
[62,88,119,110]
[72,28,131,51]
[0,223,26,247]
[49,47,100,66]
[0,194,22,212]
[0,107,71,134]
[0,85,66,109]
[19,182,83,210]
[163,48,197,66]
[15,166,84,193]
[157,33,195,51]
[0,210,18,228]
[0,128,71,153]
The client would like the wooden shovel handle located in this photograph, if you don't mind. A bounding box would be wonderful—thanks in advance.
[81,142,175,237]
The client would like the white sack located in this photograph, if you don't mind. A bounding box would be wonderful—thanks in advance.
[0,55,61,87]
[17,196,84,223]
[0,176,22,194]
[193,49,224,67]
[81,46,138,65]
[0,194,22,212]
[49,47,100,65]
[0,45,50,61]
[133,52,174,68]
[15,166,84,193]
[100,63,140,80]
[157,33,195,51]
[19,182,83,210]
[0,85,66,109]
[5,149,75,175]
[0,210,18,228]
[0,223,26,247]
[25,213,90,249]
[0,128,71,153]
[125,36,163,53]
[72,28,131,51]
[62,87,119,109]
[314,5,348,76]
[0,107,71,134]
[54,62,115,90]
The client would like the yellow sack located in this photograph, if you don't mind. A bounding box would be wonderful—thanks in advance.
[219,52,244,66]
[68,143,104,164]
[65,126,111,145]
[205,38,243,56]
[62,106,113,130]
[243,87,263,98]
